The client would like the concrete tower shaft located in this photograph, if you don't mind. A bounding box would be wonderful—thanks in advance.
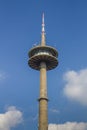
[28,13,58,130]
[38,62,48,130]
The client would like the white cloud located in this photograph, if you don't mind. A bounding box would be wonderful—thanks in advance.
[48,122,87,130]
[63,69,87,106]
[0,106,23,130]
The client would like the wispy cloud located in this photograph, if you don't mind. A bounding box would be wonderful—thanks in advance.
[50,108,60,114]
[32,114,38,121]
[63,68,87,106]
[0,71,8,81]
[0,106,23,130]
[49,122,87,130]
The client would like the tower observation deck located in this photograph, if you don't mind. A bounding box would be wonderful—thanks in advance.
[28,13,58,130]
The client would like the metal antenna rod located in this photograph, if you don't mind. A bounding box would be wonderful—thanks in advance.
[41,13,46,46]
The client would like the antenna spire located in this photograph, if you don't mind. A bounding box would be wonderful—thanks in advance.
[42,13,45,33]
[41,13,46,46]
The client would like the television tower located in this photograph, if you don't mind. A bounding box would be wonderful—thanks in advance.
[28,13,58,130]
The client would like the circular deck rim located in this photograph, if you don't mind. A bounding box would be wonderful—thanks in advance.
[28,45,58,58]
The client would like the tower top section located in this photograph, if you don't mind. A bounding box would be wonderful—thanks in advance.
[41,13,46,46]
[28,13,58,71]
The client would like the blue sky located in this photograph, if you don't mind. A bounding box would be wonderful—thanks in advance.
[0,0,87,130]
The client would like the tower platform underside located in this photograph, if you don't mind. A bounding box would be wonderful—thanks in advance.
[28,46,58,71]
[29,54,58,70]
